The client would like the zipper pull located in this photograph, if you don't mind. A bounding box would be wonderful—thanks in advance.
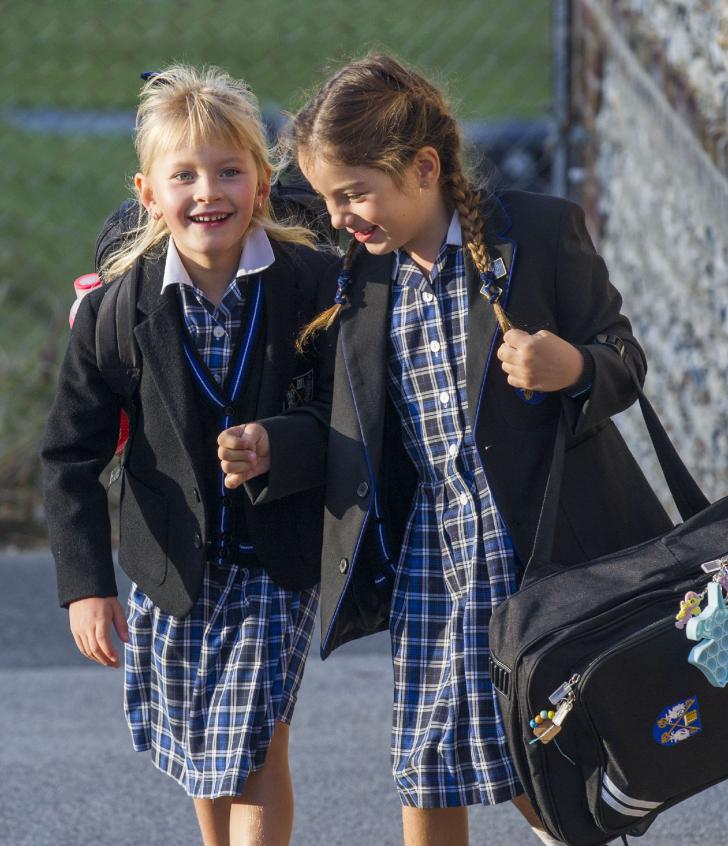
[107,459,123,490]
[548,673,580,706]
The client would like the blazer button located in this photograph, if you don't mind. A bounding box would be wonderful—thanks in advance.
[356,481,369,498]
[224,405,235,416]
[338,557,349,574]
[193,531,202,549]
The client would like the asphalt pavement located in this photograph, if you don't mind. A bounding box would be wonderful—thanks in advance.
[1,551,726,845]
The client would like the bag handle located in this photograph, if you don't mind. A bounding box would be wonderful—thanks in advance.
[526,338,710,578]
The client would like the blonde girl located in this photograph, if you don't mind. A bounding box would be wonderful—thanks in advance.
[42,65,336,846]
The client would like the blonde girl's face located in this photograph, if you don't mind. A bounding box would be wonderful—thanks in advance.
[300,149,445,263]
[136,142,269,275]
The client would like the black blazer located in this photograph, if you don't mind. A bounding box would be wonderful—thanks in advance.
[252,191,674,657]
[41,239,337,615]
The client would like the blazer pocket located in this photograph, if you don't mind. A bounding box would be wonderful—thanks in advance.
[119,469,169,586]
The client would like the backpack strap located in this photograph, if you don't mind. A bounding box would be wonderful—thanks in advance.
[95,261,141,402]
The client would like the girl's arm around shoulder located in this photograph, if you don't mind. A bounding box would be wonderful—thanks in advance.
[40,289,121,607]
[236,252,340,504]
[550,197,647,435]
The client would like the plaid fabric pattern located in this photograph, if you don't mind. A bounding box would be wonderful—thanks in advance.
[125,565,318,797]
[178,277,247,386]
[386,241,521,808]
[123,261,319,798]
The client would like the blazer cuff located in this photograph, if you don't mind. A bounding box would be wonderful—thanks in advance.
[563,346,595,398]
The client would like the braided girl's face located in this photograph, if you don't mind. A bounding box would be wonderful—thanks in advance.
[300,147,451,271]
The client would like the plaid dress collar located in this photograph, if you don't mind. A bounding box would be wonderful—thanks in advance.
[161,229,273,386]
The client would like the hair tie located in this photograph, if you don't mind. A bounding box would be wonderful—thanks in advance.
[479,270,502,304]
[334,268,352,305]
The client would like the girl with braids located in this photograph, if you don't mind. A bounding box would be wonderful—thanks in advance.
[218,54,671,844]
[42,65,337,846]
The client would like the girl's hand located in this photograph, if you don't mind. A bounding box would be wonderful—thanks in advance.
[497,329,584,393]
[218,423,270,489]
[69,596,128,667]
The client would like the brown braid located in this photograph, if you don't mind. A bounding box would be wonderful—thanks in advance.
[448,170,512,334]
[296,237,360,352]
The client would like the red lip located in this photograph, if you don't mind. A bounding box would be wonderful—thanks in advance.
[352,226,377,243]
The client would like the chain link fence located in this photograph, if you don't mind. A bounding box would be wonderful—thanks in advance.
[0,0,559,544]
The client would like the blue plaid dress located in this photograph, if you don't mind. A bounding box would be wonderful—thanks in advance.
[386,226,521,808]
[123,247,318,798]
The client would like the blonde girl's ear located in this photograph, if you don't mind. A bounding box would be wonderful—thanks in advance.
[413,146,442,189]
[134,171,160,219]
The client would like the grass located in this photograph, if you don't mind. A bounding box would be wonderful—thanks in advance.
[0,0,553,484]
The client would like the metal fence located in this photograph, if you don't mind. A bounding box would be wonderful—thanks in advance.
[0,0,560,543]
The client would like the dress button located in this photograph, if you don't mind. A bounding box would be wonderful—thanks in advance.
[213,325,226,338]
[422,291,434,303]
[193,531,203,549]
[439,391,450,405]
[459,493,468,506]
[430,340,441,353]
[448,443,458,458]
[356,481,369,498]
[338,557,349,574]
[224,405,235,416]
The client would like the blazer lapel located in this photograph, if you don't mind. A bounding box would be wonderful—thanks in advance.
[255,247,298,416]
[338,250,393,477]
[133,258,206,485]
[466,197,517,431]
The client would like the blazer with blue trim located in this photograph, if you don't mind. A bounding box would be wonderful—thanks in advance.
[250,190,674,658]
[41,240,337,615]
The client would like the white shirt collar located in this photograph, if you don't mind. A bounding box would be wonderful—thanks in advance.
[391,211,462,280]
[161,225,276,291]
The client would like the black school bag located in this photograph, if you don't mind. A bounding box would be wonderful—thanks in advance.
[488,354,728,846]
[91,173,336,417]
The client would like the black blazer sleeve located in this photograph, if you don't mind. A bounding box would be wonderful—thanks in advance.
[553,199,646,435]
[246,260,339,503]
[40,289,120,606]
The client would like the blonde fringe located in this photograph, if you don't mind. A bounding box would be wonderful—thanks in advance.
[296,237,359,352]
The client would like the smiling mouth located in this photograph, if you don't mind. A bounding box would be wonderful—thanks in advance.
[352,226,377,243]
[189,213,233,224]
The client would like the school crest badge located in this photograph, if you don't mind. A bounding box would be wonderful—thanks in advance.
[652,696,702,746]
[283,368,314,410]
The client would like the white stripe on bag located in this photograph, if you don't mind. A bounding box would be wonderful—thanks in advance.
[601,773,662,815]
[600,788,653,818]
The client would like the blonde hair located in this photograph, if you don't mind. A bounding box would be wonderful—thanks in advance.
[102,64,315,281]
[293,53,511,348]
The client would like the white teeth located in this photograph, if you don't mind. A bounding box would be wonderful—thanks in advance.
[191,214,229,222]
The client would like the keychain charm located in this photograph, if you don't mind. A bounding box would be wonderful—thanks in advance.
[675,591,702,629]
[529,675,579,745]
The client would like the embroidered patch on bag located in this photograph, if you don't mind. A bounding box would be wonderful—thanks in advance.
[652,696,702,745]
[283,368,314,410]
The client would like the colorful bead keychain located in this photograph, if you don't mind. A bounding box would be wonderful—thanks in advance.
[528,674,579,746]
[675,556,728,688]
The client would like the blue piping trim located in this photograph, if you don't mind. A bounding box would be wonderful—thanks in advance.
[321,327,377,657]
[181,275,263,563]
[184,342,225,408]
[474,197,517,429]
[229,278,263,399]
